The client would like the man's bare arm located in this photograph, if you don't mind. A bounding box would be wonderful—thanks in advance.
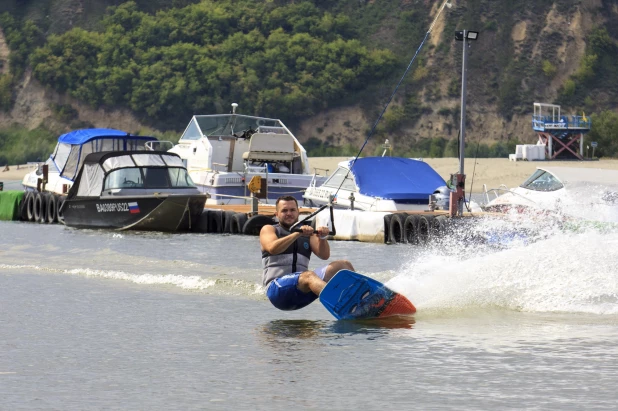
[260,224,302,255]
[310,226,330,260]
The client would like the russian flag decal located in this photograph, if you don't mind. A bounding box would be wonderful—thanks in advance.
[128,202,140,214]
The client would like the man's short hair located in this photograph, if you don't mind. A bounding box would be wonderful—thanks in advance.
[275,195,298,210]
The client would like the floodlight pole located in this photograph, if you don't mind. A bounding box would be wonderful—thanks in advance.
[459,31,469,182]
[457,30,470,216]
[449,29,477,217]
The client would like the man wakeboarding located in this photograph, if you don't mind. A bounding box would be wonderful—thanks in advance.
[260,195,355,311]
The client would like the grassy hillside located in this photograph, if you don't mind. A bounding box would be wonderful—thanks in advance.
[1,0,618,163]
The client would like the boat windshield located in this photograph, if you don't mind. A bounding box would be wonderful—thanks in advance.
[190,115,284,139]
[104,167,196,190]
[323,167,357,191]
[520,169,564,192]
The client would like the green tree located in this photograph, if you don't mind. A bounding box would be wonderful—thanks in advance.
[587,111,618,157]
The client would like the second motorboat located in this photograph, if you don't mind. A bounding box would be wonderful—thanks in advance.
[168,104,328,205]
[61,151,207,231]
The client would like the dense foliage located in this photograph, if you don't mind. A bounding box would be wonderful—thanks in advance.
[586,110,618,158]
[0,12,43,79]
[28,1,398,129]
[0,126,56,166]
[1,0,617,162]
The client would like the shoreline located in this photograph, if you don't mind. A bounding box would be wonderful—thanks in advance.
[3,158,618,193]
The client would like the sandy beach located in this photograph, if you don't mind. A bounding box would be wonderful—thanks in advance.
[0,164,35,182]
[3,158,618,193]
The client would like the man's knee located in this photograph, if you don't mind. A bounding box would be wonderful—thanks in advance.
[330,260,354,271]
[324,260,355,281]
[298,270,321,293]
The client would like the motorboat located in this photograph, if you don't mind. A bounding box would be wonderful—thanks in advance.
[167,104,328,205]
[61,151,207,231]
[483,166,618,223]
[303,157,449,212]
[20,128,159,223]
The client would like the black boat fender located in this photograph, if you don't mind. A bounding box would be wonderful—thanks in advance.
[230,213,248,234]
[222,211,237,233]
[26,191,36,222]
[388,213,408,244]
[46,194,58,224]
[193,209,210,233]
[417,215,434,245]
[56,195,66,224]
[207,210,224,233]
[242,214,274,236]
[20,192,32,221]
[403,215,420,245]
[34,192,48,223]
[383,213,393,244]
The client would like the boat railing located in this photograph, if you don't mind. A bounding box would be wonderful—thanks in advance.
[307,172,326,189]
[531,115,591,130]
[244,164,268,173]
[482,184,543,208]
[482,183,510,204]
[257,126,288,135]
[145,141,174,151]
[212,162,228,172]
[312,167,330,177]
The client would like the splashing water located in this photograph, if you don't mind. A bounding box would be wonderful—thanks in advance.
[389,220,618,315]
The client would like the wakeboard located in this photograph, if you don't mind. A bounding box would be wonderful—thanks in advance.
[319,270,416,320]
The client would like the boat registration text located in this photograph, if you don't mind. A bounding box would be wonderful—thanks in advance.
[96,203,130,213]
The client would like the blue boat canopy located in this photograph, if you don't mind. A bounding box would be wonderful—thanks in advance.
[51,128,159,181]
[58,128,155,145]
[350,157,446,200]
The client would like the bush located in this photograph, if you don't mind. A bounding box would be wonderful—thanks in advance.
[542,60,557,78]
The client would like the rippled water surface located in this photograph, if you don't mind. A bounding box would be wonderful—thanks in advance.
[1,217,617,410]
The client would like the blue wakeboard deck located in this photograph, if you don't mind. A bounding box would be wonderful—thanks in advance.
[319,270,416,320]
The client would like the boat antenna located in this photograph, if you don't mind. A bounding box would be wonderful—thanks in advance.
[331,0,453,199]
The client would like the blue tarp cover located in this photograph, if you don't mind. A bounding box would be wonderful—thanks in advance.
[350,157,446,200]
[58,129,155,144]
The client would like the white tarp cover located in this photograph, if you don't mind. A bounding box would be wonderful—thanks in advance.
[133,153,166,167]
[102,156,135,172]
[315,209,388,243]
[76,163,105,197]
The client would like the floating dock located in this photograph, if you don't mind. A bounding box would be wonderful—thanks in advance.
[2,189,486,245]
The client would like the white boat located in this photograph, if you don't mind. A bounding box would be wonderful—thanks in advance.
[168,104,328,205]
[483,166,618,223]
[303,157,450,212]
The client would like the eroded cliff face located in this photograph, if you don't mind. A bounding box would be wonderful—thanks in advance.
[298,0,615,151]
[0,0,613,147]
[0,27,148,133]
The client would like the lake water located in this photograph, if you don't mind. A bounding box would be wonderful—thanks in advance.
[1,208,618,409]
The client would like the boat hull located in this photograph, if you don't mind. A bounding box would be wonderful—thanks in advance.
[62,195,207,232]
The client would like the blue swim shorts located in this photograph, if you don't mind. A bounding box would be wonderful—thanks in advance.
[266,266,328,311]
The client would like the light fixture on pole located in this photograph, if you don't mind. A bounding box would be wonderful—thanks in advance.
[450,29,479,217]
[381,139,392,157]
